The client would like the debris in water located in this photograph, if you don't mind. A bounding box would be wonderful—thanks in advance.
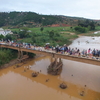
[46,79,49,82]
[32,72,38,77]
[59,82,67,89]
[13,66,16,69]
[80,91,84,96]
[24,69,26,72]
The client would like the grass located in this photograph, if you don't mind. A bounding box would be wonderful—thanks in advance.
[10,26,100,45]
[11,26,74,33]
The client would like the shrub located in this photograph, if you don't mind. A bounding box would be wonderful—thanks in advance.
[74,26,87,33]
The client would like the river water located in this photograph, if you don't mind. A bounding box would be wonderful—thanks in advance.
[0,36,100,100]
[69,36,100,51]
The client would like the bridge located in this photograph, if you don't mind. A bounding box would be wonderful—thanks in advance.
[0,44,100,66]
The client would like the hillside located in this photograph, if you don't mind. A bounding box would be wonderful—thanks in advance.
[0,11,99,28]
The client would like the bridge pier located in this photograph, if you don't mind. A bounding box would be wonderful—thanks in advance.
[17,50,23,62]
[48,57,63,75]
[17,50,29,62]
[18,51,23,59]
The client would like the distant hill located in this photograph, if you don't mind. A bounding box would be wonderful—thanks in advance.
[0,11,100,28]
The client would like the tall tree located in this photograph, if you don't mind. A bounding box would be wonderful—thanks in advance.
[89,21,95,30]
[48,30,55,39]
[40,27,44,33]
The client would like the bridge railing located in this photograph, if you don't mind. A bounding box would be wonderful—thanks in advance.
[0,43,100,66]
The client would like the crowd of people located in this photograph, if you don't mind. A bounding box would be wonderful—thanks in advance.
[54,45,100,59]
[0,40,100,60]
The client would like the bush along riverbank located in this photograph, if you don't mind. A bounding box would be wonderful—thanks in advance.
[0,48,36,69]
[0,48,18,68]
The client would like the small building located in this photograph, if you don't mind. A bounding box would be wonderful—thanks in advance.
[0,28,13,36]
[0,28,5,36]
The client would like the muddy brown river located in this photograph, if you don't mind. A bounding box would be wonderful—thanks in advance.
[0,36,100,100]
[0,56,100,100]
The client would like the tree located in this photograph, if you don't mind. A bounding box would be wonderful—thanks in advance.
[19,27,29,38]
[0,34,4,40]
[31,36,36,43]
[89,21,95,30]
[4,34,12,41]
[48,30,55,39]
[74,26,87,33]
[40,27,44,32]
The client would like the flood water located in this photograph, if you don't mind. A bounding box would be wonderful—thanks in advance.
[0,36,100,100]
[69,36,100,50]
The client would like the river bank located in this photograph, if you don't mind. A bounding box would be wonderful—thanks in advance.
[0,54,45,69]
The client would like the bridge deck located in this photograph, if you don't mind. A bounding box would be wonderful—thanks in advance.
[0,44,100,66]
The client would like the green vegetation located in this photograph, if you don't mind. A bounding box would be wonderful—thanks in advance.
[2,25,100,47]
[74,19,97,34]
[0,48,36,67]
[27,52,36,58]
[0,12,100,45]
[0,34,4,40]
[0,49,17,67]
[0,12,68,27]
[1,11,100,28]
[74,26,88,33]
[10,26,76,46]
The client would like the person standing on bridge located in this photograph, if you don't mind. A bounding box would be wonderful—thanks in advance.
[64,44,68,54]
